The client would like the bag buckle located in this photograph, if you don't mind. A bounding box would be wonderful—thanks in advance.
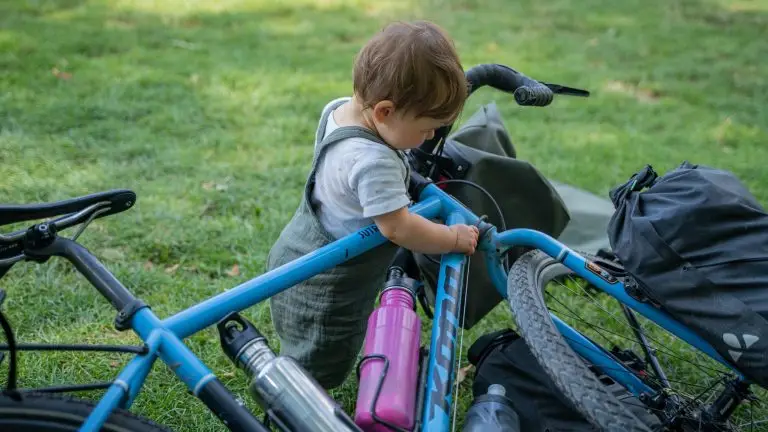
[630,165,658,191]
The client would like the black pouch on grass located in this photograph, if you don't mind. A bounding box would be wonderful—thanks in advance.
[468,329,659,431]
[608,161,768,387]
[414,103,570,329]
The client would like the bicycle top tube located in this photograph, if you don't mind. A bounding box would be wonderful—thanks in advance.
[163,184,490,338]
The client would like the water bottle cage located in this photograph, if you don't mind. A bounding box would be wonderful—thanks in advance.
[355,354,412,432]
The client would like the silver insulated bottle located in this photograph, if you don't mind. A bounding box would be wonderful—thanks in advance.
[218,312,361,432]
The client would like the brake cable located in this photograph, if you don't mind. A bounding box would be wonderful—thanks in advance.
[71,206,111,241]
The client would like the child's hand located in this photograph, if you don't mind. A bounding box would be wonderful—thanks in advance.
[449,224,480,255]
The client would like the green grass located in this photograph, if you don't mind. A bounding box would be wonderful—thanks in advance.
[0,0,766,430]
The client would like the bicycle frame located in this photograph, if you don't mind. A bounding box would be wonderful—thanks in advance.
[77,182,743,432]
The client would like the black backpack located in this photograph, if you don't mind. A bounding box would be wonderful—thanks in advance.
[607,162,768,387]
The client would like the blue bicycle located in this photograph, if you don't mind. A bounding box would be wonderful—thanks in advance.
[0,64,764,432]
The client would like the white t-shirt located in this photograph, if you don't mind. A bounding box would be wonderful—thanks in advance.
[311,98,411,239]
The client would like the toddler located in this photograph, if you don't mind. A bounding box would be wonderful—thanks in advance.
[267,20,479,389]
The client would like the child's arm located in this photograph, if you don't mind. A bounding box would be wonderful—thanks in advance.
[374,207,479,255]
[347,149,478,254]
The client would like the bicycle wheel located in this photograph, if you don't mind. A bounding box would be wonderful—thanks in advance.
[0,392,171,431]
[508,250,767,432]
[507,250,651,431]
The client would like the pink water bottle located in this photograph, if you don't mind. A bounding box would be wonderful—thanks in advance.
[355,266,421,431]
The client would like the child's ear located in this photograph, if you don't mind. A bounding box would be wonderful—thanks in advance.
[371,100,395,123]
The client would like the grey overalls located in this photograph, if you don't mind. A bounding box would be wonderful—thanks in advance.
[267,99,409,389]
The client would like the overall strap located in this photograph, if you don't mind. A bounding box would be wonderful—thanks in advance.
[314,98,349,149]
[311,101,410,186]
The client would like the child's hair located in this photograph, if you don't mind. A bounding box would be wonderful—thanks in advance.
[353,20,467,122]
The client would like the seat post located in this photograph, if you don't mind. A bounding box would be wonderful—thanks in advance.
[25,234,140,317]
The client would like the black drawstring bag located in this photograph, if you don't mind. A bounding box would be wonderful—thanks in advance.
[607,161,768,387]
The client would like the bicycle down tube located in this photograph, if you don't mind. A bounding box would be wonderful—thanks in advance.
[420,212,469,432]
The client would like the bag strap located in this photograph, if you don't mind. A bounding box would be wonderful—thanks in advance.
[635,216,730,314]
[635,217,684,267]
[467,328,520,367]
[609,165,658,208]
[319,126,385,148]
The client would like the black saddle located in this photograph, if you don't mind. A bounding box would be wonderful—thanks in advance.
[0,189,136,228]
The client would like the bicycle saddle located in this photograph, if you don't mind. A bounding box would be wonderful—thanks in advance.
[0,189,136,227]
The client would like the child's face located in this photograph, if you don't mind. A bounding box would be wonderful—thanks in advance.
[370,101,451,150]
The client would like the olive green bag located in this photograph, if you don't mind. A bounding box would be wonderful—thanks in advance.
[414,103,571,329]
[415,103,617,328]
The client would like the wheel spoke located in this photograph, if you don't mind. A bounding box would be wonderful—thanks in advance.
[550,276,730,377]
[546,273,767,430]
[554,329,717,392]
[554,276,630,331]
[547,293,723,392]
[513,252,767,431]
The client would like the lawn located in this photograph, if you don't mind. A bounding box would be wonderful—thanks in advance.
[1,0,767,430]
